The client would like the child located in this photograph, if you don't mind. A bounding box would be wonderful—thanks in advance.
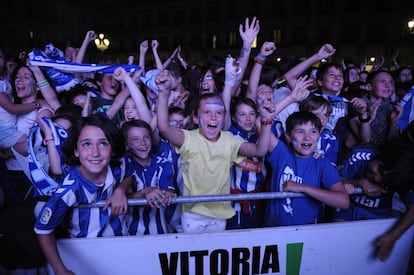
[155,69,276,234]
[299,94,339,166]
[34,115,126,275]
[226,97,268,229]
[333,147,395,221]
[0,75,40,154]
[264,111,350,226]
[121,120,176,235]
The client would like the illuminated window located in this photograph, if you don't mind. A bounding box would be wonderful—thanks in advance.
[229,31,237,46]
[251,37,257,48]
[212,35,217,49]
[273,29,282,44]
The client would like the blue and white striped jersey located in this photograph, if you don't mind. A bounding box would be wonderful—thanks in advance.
[35,166,127,237]
[124,154,175,235]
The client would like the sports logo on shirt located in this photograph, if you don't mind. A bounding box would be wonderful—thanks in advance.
[40,207,53,225]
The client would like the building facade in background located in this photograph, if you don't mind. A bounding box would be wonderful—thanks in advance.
[1,0,413,67]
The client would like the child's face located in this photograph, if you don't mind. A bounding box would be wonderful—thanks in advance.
[123,98,140,121]
[14,67,37,101]
[310,105,329,129]
[200,70,216,94]
[370,72,395,99]
[169,113,185,129]
[126,126,152,161]
[98,73,119,98]
[365,160,383,184]
[194,97,225,142]
[348,68,360,83]
[286,122,320,157]
[234,103,256,131]
[318,67,344,95]
[257,84,273,104]
[75,125,112,183]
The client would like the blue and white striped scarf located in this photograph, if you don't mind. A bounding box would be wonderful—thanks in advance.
[28,117,69,196]
[28,48,140,92]
[398,86,414,131]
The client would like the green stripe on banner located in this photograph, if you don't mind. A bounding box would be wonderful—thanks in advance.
[286,243,303,275]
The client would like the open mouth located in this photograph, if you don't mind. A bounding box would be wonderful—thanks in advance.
[136,146,149,152]
[207,120,218,128]
[301,143,313,149]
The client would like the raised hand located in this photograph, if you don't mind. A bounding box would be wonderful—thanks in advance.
[151,40,160,50]
[155,69,172,92]
[85,30,97,43]
[113,67,128,81]
[258,97,276,122]
[290,75,313,102]
[140,40,149,54]
[316,44,336,60]
[239,17,260,47]
[259,41,277,58]
[224,55,242,87]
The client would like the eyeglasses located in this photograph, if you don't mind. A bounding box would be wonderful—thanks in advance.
[169,120,184,127]
[203,75,213,81]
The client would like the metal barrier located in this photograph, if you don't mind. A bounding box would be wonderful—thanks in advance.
[81,188,364,208]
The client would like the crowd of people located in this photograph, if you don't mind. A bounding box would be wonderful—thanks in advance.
[0,17,413,274]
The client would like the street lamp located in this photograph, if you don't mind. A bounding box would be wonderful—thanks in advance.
[94,33,110,52]
[408,18,414,34]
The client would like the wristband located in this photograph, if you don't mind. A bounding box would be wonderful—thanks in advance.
[358,115,371,123]
[261,120,272,125]
[254,57,265,65]
[37,80,50,88]
[256,54,266,61]
[43,138,55,146]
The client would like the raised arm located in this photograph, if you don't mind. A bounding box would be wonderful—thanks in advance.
[233,17,260,93]
[111,67,153,123]
[162,46,179,69]
[371,53,385,72]
[238,99,276,157]
[391,49,401,70]
[222,56,242,130]
[29,62,61,111]
[37,113,63,176]
[105,88,130,120]
[176,46,188,70]
[151,40,163,70]
[155,70,185,147]
[284,44,336,90]
[246,41,277,101]
[138,40,149,71]
[267,76,313,152]
[74,30,97,64]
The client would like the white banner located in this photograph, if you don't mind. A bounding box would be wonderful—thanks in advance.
[55,218,413,275]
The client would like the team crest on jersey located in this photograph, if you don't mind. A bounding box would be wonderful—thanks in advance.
[40,207,53,224]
